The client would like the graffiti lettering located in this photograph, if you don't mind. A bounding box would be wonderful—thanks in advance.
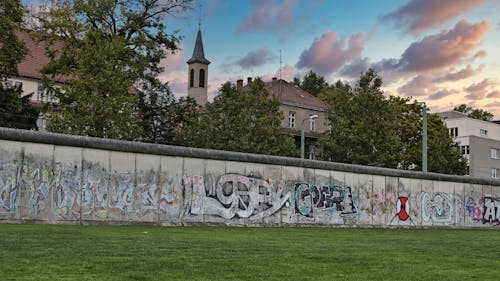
[419,192,460,224]
[0,163,17,212]
[483,196,500,224]
[185,174,290,220]
[293,183,356,218]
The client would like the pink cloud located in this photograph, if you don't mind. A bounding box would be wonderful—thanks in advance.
[398,20,490,72]
[487,90,500,99]
[397,74,436,97]
[428,89,459,100]
[464,78,498,100]
[237,0,298,33]
[381,0,485,34]
[433,64,484,82]
[235,47,276,68]
[296,31,365,75]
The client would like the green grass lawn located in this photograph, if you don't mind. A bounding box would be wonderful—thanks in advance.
[0,224,499,281]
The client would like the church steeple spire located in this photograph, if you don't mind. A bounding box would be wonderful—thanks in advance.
[187,28,210,106]
[187,29,210,65]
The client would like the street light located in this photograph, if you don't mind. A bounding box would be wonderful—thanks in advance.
[301,115,318,159]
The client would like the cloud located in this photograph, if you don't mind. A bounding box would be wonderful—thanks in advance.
[433,64,484,82]
[158,47,188,97]
[296,31,365,75]
[237,0,298,33]
[428,89,458,100]
[485,101,500,108]
[397,20,489,72]
[464,78,498,100]
[338,58,370,78]
[487,90,500,98]
[381,0,485,34]
[397,74,436,97]
[235,47,276,69]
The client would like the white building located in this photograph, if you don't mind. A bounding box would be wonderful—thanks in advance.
[438,111,500,179]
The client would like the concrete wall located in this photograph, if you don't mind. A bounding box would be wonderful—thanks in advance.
[1,127,499,228]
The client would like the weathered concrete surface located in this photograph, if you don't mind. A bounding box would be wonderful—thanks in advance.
[1,127,499,228]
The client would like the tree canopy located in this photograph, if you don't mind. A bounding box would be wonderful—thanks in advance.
[34,0,193,139]
[453,104,494,121]
[293,70,329,97]
[0,0,27,79]
[321,69,467,175]
[175,79,299,157]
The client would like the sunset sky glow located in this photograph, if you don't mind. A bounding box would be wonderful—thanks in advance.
[26,0,500,117]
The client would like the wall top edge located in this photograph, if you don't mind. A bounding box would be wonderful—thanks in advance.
[1,127,499,186]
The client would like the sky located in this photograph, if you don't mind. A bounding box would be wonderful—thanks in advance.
[158,0,500,117]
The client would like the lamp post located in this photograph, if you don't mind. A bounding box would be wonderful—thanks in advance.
[301,115,318,159]
[422,104,428,172]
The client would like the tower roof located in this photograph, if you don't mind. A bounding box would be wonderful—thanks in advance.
[187,29,210,65]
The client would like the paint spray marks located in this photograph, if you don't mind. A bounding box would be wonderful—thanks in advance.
[53,163,81,220]
[465,195,483,223]
[291,183,357,221]
[389,196,415,224]
[0,163,18,213]
[185,174,290,220]
[483,196,500,225]
[419,192,461,224]
[81,163,108,218]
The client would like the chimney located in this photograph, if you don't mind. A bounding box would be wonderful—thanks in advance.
[247,77,253,85]
[236,79,243,89]
[272,77,277,81]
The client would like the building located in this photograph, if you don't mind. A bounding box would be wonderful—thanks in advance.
[4,31,65,130]
[186,29,327,159]
[186,28,210,107]
[438,111,500,179]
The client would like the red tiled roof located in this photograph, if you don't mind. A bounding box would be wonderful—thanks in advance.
[264,79,326,109]
[15,31,67,83]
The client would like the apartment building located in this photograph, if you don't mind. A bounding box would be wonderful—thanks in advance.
[438,111,500,178]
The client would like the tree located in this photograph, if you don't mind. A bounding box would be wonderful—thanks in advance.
[393,97,467,175]
[293,71,329,97]
[320,69,403,167]
[453,104,493,121]
[0,0,38,130]
[321,69,467,175]
[0,0,27,79]
[176,79,299,157]
[34,0,193,139]
[138,82,198,144]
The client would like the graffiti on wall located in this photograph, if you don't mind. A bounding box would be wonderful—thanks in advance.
[483,196,500,224]
[0,163,18,212]
[419,192,461,224]
[184,174,290,220]
[53,163,81,219]
[81,163,108,217]
[292,183,356,219]
[465,195,483,223]
[27,167,53,216]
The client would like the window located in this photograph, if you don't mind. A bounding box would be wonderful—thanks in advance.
[199,69,205,88]
[449,127,458,137]
[491,168,498,179]
[309,115,316,131]
[460,145,470,155]
[36,84,53,103]
[288,111,296,128]
[189,69,194,88]
[480,129,488,136]
[491,148,499,159]
[309,144,315,160]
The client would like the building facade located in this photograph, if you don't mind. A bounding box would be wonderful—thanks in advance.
[438,111,500,179]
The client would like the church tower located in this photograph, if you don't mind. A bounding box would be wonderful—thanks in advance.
[187,28,210,106]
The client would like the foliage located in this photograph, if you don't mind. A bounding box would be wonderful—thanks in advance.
[393,97,467,174]
[176,79,299,157]
[321,69,403,167]
[293,70,329,97]
[321,69,467,174]
[139,82,198,144]
[0,85,39,130]
[35,0,193,139]
[453,104,493,121]
[1,224,500,280]
[0,0,27,79]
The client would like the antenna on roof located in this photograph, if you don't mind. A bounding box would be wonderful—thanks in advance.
[279,49,282,97]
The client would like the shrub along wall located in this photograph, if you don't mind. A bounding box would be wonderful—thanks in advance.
[0,127,499,228]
